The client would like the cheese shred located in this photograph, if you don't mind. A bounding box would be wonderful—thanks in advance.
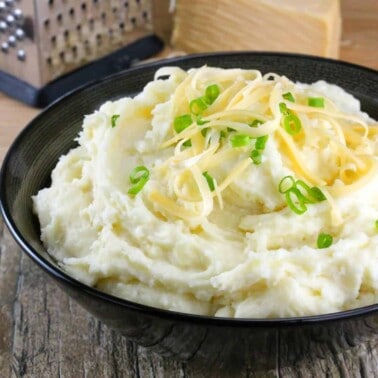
[148,66,378,226]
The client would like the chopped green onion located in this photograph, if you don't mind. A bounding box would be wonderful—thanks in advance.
[255,135,268,150]
[308,187,327,202]
[220,130,227,138]
[250,149,262,165]
[227,127,236,133]
[174,114,192,133]
[285,188,307,215]
[230,134,251,148]
[189,97,208,116]
[201,128,209,137]
[129,165,149,184]
[111,114,120,128]
[308,97,325,108]
[128,178,148,195]
[295,180,326,203]
[317,233,333,249]
[375,219,378,230]
[283,113,302,135]
[279,176,326,214]
[279,102,290,116]
[202,171,215,191]
[128,166,149,195]
[278,175,296,194]
[204,84,220,105]
[182,140,192,147]
[249,119,264,127]
[283,92,295,102]
[197,115,210,125]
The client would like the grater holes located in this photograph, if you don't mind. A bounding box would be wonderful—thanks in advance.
[56,13,63,23]
[48,0,54,6]
[142,11,148,20]
[44,19,50,28]
[46,56,52,65]
[124,1,128,8]
[119,22,125,30]
[130,16,136,25]
[59,51,65,61]
[69,8,75,17]
[50,35,57,45]
[112,6,118,14]
[81,3,87,11]
[63,29,69,39]
[72,45,78,58]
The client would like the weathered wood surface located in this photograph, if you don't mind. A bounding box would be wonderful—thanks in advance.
[1,216,378,377]
[1,0,378,376]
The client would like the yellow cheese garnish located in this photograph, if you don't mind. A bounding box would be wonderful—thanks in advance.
[148,66,377,227]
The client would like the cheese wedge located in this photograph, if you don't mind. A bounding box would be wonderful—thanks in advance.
[171,0,341,58]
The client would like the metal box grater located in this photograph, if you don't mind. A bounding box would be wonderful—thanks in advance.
[0,0,163,107]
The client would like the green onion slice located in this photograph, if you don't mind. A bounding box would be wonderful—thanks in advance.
[278,175,296,194]
[375,219,378,230]
[197,115,210,125]
[202,171,215,191]
[201,128,209,137]
[255,135,268,150]
[182,140,192,147]
[220,130,227,138]
[249,119,264,128]
[308,97,325,108]
[285,188,307,215]
[111,114,120,128]
[190,97,208,116]
[283,114,302,135]
[279,102,290,116]
[129,165,149,184]
[308,187,327,202]
[317,233,333,248]
[283,92,295,102]
[174,114,192,133]
[296,180,326,203]
[279,176,326,214]
[204,84,220,105]
[128,166,149,195]
[230,134,251,148]
[250,149,262,165]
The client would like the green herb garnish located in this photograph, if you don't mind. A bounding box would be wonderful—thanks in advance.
[174,114,192,133]
[317,233,333,249]
[308,97,325,108]
[202,171,215,191]
[128,166,150,195]
[111,114,120,128]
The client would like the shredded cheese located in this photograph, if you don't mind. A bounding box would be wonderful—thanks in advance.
[146,66,378,227]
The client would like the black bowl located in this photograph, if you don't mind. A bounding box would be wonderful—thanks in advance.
[1,52,378,368]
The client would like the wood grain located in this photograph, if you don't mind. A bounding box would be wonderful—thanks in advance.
[1,0,378,376]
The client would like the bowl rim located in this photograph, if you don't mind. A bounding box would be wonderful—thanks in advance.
[1,51,378,327]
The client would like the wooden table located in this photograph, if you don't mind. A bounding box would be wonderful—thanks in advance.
[1,1,377,376]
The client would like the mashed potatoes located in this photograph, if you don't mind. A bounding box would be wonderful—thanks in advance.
[33,66,378,318]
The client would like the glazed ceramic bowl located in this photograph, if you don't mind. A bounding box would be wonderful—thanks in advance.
[1,53,377,367]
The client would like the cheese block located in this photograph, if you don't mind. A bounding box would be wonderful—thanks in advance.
[171,0,341,58]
